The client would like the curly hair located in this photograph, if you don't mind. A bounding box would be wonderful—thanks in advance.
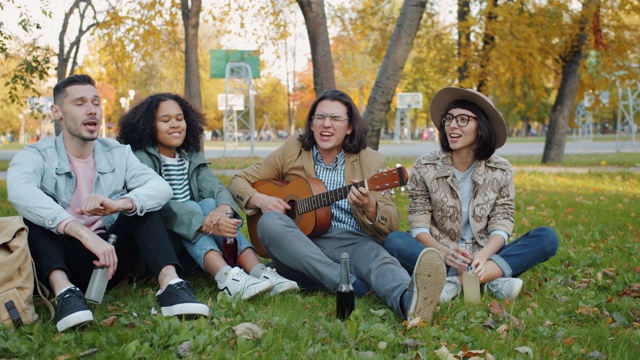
[117,93,205,152]
[299,89,368,154]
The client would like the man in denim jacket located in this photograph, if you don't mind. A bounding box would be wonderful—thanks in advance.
[7,74,209,332]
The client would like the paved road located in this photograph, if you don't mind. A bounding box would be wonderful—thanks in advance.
[0,140,635,161]
[203,140,636,159]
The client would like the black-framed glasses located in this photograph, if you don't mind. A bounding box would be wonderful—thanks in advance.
[441,113,477,127]
[313,113,347,123]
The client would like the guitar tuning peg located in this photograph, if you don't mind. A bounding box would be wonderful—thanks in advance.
[381,191,386,196]
[400,186,405,192]
[386,166,390,171]
[376,169,383,173]
[389,189,395,195]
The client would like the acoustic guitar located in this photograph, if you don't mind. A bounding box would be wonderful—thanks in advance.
[247,166,408,258]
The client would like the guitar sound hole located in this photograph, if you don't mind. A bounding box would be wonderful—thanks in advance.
[286,201,297,220]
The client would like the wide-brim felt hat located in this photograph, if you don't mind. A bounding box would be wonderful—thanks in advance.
[430,87,508,149]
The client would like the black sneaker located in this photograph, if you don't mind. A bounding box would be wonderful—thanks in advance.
[55,287,93,332]
[157,280,209,317]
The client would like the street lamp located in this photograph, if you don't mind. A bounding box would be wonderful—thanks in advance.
[119,89,136,112]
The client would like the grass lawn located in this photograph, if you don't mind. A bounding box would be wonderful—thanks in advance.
[0,165,639,359]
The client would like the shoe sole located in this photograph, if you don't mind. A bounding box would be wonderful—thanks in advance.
[161,303,210,317]
[268,281,299,296]
[408,248,446,324]
[240,280,275,300]
[56,310,93,332]
[505,278,524,301]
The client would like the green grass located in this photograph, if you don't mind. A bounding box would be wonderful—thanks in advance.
[1,170,639,359]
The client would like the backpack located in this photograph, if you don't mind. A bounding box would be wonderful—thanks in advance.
[0,216,53,328]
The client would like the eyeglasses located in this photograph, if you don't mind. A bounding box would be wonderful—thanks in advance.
[313,113,347,123]
[441,113,477,127]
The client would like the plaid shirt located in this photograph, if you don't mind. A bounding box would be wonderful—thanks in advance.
[313,146,364,233]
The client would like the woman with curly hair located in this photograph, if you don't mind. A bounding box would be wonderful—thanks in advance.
[118,93,298,299]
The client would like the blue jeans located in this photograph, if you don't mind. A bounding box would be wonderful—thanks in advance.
[182,198,254,271]
[384,227,558,278]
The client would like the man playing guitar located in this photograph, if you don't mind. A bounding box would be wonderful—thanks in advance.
[229,90,446,324]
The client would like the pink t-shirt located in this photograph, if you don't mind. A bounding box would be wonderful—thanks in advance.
[56,153,105,234]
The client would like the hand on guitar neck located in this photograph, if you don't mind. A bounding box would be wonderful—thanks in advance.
[347,179,378,223]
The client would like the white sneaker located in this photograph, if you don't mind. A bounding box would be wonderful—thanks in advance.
[439,276,461,303]
[485,277,523,301]
[260,268,299,295]
[218,267,274,300]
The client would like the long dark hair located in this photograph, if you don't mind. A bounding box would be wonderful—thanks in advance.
[117,93,205,152]
[299,90,368,154]
[438,100,497,160]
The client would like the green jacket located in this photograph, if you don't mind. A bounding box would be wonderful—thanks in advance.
[134,147,241,243]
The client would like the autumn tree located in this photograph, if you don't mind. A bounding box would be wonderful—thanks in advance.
[181,0,202,111]
[1,0,52,105]
[543,0,600,163]
[364,0,428,149]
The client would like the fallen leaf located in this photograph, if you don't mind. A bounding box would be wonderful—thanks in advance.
[178,341,192,358]
[577,307,600,316]
[101,316,117,327]
[586,350,606,359]
[483,319,497,329]
[596,272,603,283]
[486,352,496,360]
[606,295,613,303]
[603,269,616,277]
[125,323,135,330]
[496,324,509,335]
[488,301,506,316]
[378,341,387,349]
[233,322,264,340]
[554,331,565,339]
[405,316,425,329]
[563,337,575,345]
[79,348,98,357]
[56,354,73,360]
[433,345,457,360]
[402,338,421,349]
[544,320,554,327]
[515,346,533,359]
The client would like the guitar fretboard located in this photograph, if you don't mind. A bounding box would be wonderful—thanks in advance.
[295,180,366,215]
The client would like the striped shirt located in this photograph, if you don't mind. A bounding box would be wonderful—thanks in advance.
[160,153,190,202]
[312,146,364,233]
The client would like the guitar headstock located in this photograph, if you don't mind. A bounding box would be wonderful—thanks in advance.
[367,166,409,192]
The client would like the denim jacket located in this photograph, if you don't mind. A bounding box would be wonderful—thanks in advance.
[7,134,172,233]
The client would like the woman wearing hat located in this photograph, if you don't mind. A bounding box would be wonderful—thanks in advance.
[384,87,558,302]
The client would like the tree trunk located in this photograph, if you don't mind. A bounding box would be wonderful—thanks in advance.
[364,0,427,150]
[542,0,597,163]
[297,0,336,96]
[457,0,471,83]
[476,0,498,94]
[181,0,203,111]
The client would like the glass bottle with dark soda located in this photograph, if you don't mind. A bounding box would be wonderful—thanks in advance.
[221,210,238,267]
[336,252,354,321]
